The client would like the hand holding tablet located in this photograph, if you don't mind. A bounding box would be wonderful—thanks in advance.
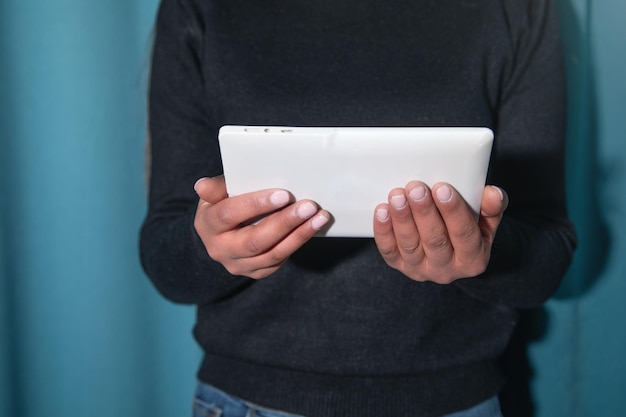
[218,125,494,238]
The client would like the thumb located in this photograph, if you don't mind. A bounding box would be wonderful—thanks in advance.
[194,175,227,204]
[479,185,508,241]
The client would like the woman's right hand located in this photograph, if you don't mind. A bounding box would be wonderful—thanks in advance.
[193,176,330,279]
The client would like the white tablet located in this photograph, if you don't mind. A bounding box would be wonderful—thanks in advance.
[218,125,493,237]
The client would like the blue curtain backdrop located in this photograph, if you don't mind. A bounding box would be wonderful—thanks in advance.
[0,1,200,416]
[0,1,624,417]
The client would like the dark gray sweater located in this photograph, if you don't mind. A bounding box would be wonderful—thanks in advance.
[140,0,577,415]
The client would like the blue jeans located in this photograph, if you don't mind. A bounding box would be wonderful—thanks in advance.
[193,382,503,417]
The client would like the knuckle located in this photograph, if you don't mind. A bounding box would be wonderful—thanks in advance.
[399,243,419,254]
[193,216,205,236]
[402,266,428,282]
[245,238,263,255]
[455,224,478,243]
[214,206,234,226]
[377,245,398,258]
[439,272,458,284]
[205,246,221,263]
[461,258,489,278]
[436,276,456,285]
[224,263,243,277]
[268,251,287,266]
[248,269,274,280]
[425,234,449,250]
[472,263,488,277]
[425,269,456,284]
[277,213,297,232]
[246,195,267,213]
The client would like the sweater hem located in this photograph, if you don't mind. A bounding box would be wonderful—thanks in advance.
[198,354,504,417]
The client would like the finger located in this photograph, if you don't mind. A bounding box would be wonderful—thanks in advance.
[478,185,508,244]
[387,188,422,257]
[231,200,328,258]
[373,203,401,264]
[430,182,484,262]
[226,210,331,277]
[255,210,331,264]
[406,182,453,266]
[205,188,294,233]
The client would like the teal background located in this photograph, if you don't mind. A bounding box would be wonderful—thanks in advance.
[0,1,624,416]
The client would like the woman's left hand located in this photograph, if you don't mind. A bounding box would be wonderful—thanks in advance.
[373,182,508,283]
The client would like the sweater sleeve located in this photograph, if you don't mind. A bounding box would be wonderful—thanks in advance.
[454,0,577,308]
[140,0,249,304]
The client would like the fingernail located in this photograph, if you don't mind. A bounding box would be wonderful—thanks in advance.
[270,190,290,206]
[491,185,504,201]
[296,202,317,219]
[193,178,205,192]
[390,194,407,209]
[409,185,426,202]
[376,207,390,222]
[436,185,453,202]
[311,213,330,230]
